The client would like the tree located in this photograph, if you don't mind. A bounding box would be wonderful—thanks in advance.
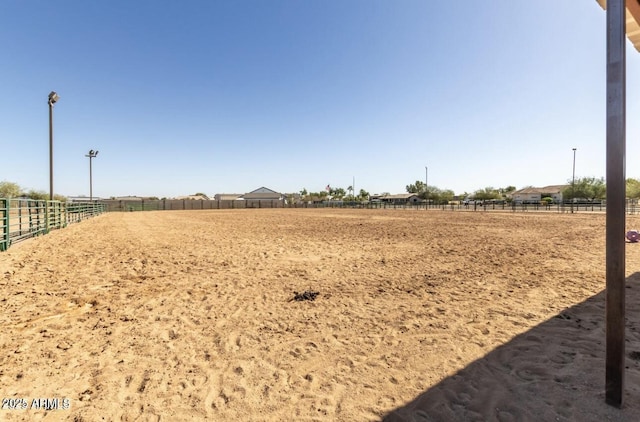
[588,178,606,200]
[473,187,501,201]
[358,189,369,201]
[406,180,457,203]
[300,188,308,197]
[303,190,329,202]
[329,187,346,199]
[497,186,516,198]
[24,189,48,200]
[627,178,640,199]
[0,181,21,198]
[425,186,441,202]
[563,177,606,201]
[438,189,455,203]
[406,181,425,195]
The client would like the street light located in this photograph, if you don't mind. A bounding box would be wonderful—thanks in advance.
[48,91,59,200]
[85,149,99,201]
[572,148,577,213]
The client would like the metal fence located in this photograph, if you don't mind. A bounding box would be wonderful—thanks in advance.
[100,198,640,214]
[303,200,640,213]
[0,199,106,251]
[101,199,285,212]
[3,197,636,251]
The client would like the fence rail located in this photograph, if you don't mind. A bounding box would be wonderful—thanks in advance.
[3,197,636,251]
[0,199,105,251]
[102,198,640,213]
[102,199,285,212]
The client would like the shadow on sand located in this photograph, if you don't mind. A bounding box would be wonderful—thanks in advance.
[383,273,640,422]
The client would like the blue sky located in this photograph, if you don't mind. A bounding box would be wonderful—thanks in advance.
[2,0,640,198]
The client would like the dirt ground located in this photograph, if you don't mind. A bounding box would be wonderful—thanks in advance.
[1,208,640,421]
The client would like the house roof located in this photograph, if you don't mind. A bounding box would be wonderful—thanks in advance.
[113,196,143,201]
[215,194,243,200]
[381,193,420,199]
[174,194,210,200]
[246,187,280,195]
[243,193,282,199]
[243,187,283,200]
[513,185,568,195]
[596,0,640,52]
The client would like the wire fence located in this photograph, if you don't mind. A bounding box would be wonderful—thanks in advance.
[0,199,105,251]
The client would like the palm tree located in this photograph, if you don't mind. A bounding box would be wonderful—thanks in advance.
[358,189,369,201]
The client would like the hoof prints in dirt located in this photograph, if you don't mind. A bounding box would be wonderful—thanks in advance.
[291,290,320,302]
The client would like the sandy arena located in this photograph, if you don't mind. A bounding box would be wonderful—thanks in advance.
[1,208,640,421]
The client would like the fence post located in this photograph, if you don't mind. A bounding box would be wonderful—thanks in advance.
[36,201,42,232]
[45,201,50,233]
[0,199,8,251]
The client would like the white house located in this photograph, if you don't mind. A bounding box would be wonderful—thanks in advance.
[511,185,567,203]
[241,187,284,201]
[371,193,421,204]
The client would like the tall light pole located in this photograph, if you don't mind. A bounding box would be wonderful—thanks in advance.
[85,150,99,201]
[571,148,577,213]
[353,176,355,201]
[48,91,59,200]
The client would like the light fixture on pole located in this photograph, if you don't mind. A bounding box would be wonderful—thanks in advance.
[48,91,59,200]
[85,149,99,201]
[572,148,577,213]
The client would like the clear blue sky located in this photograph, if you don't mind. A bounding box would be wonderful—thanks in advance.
[2,1,640,198]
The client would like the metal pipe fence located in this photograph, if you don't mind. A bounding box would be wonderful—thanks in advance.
[101,199,285,212]
[3,197,635,251]
[0,199,105,251]
[100,198,640,214]
[287,201,618,212]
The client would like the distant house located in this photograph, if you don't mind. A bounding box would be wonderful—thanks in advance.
[112,196,144,201]
[174,194,210,200]
[511,185,567,203]
[371,193,421,204]
[67,195,102,202]
[214,193,243,201]
[242,187,284,201]
[213,188,284,202]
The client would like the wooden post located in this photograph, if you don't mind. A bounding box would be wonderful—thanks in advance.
[606,0,626,408]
